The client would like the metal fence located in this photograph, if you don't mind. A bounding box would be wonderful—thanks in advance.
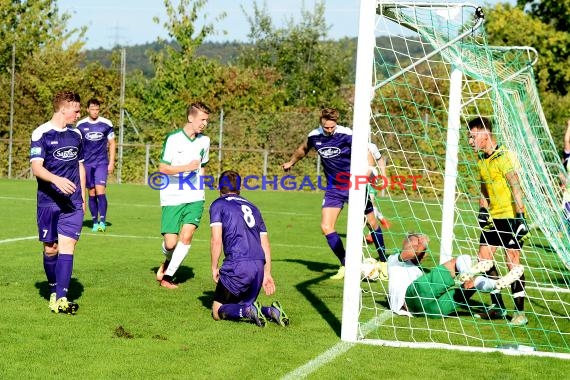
[0,139,322,187]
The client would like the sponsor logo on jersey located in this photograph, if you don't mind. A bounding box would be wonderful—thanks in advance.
[85,131,104,141]
[30,147,42,156]
[50,141,59,145]
[318,146,341,158]
[53,146,79,161]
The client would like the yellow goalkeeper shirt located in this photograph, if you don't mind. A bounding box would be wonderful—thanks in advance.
[478,145,519,219]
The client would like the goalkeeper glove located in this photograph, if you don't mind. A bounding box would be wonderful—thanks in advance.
[477,207,491,229]
[513,212,529,242]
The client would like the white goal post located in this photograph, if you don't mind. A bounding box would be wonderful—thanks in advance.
[341,0,570,359]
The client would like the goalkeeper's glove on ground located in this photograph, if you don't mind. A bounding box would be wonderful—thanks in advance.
[513,212,529,241]
[478,207,491,229]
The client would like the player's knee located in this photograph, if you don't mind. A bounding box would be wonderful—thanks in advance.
[44,246,58,255]
[321,224,334,234]
[366,217,378,230]
[212,303,222,320]
[179,235,192,245]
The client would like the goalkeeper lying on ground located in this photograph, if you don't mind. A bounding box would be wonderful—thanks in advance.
[388,232,523,318]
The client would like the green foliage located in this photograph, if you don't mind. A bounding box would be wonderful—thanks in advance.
[9,38,84,137]
[486,3,570,96]
[84,41,244,77]
[137,0,226,125]
[3,0,570,185]
[0,0,84,69]
[238,0,354,110]
[517,0,570,31]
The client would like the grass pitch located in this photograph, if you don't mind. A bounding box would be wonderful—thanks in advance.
[1,178,569,379]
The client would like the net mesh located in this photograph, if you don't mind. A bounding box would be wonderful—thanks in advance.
[357,1,570,356]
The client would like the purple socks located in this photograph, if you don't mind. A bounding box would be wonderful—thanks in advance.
[325,232,346,265]
[55,254,74,299]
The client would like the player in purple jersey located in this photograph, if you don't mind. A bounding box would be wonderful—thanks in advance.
[75,98,116,232]
[30,90,85,315]
[210,170,289,327]
[282,108,386,280]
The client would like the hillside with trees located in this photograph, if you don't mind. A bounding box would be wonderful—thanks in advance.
[1,0,569,182]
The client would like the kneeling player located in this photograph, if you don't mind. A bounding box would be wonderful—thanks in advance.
[210,170,289,327]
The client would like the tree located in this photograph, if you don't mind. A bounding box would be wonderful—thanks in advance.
[517,0,570,32]
[485,2,570,148]
[137,0,227,127]
[485,3,570,96]
[0,0,85,137]
[0,0,84,69]
[238,1,354,110]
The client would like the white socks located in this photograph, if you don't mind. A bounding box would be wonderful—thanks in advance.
[455,254,473,274]
[164,242,190,276]
[162,241,174,260]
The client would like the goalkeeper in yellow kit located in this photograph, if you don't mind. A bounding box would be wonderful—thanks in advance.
[467,116,528,326]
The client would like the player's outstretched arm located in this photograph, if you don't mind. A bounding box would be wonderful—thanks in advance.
[282,141,310,171]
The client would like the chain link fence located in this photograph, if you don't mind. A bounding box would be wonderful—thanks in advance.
[0,139,323,189]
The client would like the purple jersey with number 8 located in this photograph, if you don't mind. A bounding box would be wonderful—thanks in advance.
[209,194,267,262]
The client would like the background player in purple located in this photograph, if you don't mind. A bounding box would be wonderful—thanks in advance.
[30,90,85,315]
[210,170,289,327]
[76,98,116,232]
[282,107,386,280]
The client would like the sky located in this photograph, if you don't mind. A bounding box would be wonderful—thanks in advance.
[58,0,515,50]
[58,0,361,49]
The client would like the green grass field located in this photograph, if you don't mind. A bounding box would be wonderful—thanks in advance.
[1,178,570,379]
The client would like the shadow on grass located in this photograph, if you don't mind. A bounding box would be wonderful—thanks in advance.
[82,220,113,228]
[283,258,342,336]
[198,290,215,310]
[34,278,85,301]
[150,265,195,285]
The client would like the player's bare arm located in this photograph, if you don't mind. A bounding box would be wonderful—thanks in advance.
[506,170,525,214]
[79,162,86,211]
[282,141,310,171]
[479,182,490,209]
[260,233,275,295]
[31,160,76,195]
[107,138,116,174]
[210,225,223,283]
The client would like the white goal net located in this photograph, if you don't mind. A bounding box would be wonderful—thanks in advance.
[342,0,570,359]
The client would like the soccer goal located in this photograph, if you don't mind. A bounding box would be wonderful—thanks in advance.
[342,0,570,359]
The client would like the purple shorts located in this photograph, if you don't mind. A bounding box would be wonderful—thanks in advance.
[85,164,108,188]
[217,260,264,305]
[37,205,84,242]
[322,188,374,214]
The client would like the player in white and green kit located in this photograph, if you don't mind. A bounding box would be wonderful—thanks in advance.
[155,102,211,289]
